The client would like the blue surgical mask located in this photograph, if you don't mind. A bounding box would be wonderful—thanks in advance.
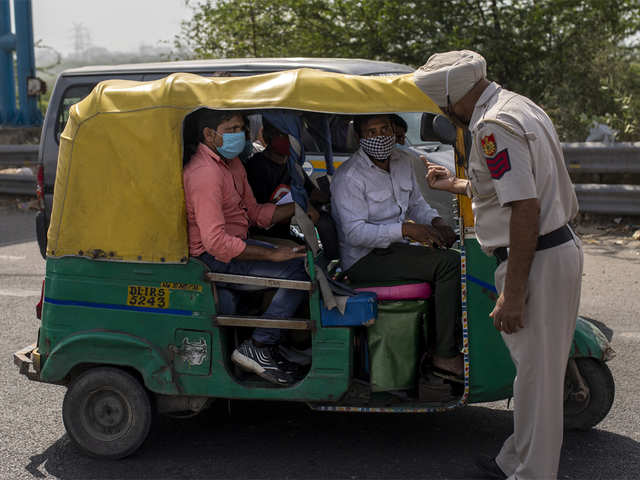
[217,132,246,159]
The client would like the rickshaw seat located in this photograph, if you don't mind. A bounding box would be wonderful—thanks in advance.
[353,282,432,301]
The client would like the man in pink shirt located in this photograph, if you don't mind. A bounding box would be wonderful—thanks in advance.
[183,109,312,386]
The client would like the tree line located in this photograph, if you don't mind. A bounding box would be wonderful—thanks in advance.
[175,0,640,142]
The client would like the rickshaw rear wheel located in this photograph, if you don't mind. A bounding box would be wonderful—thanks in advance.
[63,366,152,459]
[563,358,615,431]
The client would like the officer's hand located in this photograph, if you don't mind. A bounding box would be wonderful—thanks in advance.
[402,222,445,248]
[269,246,306,262]
[425,158,455,191]
[490,293,525,334]
[431,218,456,247]
[424,157,470,195]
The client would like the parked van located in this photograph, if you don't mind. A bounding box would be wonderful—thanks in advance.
[35,58,454,258]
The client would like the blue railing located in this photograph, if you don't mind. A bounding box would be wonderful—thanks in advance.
[0,0,42,126]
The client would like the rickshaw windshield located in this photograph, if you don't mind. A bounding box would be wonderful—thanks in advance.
[47,69,443,263]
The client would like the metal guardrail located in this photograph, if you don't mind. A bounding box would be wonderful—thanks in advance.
[1,142,639,212]
[0,145,38,195]
[563,142,640,174]
[0,173,36,195]
[574,184,640,215]
[0,144,39,168]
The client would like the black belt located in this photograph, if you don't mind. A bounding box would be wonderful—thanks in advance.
[494,225,573,265]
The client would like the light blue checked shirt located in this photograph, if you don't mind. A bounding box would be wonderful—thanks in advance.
[331,147,441,271]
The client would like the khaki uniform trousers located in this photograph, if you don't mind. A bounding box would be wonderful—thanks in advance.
[494,237,583,480]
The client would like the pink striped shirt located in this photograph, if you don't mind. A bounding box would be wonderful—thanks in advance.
[183,143,276,263]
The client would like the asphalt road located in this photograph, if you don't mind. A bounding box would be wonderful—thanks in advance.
[1,211,639,479]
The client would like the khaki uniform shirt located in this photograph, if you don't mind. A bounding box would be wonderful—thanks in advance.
[468,82,578,251]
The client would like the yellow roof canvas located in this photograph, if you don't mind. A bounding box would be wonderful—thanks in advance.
[47,68,442,263]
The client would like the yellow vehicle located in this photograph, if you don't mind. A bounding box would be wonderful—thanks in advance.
[14,68,614,459]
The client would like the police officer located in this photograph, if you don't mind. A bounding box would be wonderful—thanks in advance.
[415,50,583,480]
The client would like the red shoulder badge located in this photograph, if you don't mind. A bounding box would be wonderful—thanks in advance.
[485,149,511,179]
[481,134,497,157]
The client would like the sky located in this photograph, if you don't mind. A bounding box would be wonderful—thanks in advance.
[29,0,192,55]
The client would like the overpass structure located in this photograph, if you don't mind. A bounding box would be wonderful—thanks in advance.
[0,0,43,126]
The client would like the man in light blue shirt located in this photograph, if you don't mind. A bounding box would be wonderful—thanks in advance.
[331,114,463,380]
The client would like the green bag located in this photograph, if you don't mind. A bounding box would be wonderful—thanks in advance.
[367,300,427,392]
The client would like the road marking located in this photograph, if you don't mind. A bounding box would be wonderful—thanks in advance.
[0,254,26,261]
[0,289,41,297]
[617,332,640,340]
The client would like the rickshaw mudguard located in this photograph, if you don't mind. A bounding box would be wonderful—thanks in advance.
[570,316,614,361]
[39,330,180,394]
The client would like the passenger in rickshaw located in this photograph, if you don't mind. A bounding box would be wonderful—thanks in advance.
[331,114,464,380]
[182,108,311,387]
[246,119,338,253]
[390,114,408,147]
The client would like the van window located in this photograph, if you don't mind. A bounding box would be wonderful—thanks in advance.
[55,84,96,143]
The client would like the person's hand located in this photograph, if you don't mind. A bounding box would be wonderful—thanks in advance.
[402,222,445,248]
[425,159,456,191]
[431,218,456,247]
[268,246,306,262]
[490,293,526,334]
[307,204,320,224]
[423,156,470,196]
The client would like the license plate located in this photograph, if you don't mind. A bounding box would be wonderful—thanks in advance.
[127,285,170,309]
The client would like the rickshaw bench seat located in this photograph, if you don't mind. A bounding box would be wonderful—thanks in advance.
[353,282,432,301]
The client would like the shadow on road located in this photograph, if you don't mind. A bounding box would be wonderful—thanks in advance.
[0,209,37,247]
[24,402,640,479]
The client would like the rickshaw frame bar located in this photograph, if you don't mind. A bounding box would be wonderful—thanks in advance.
[206,273,314,291]
[214,315,312,330]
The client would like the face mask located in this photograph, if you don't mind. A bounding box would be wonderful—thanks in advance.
[360,135,395,161]
[216,132,246,159]
[271,134,290,156]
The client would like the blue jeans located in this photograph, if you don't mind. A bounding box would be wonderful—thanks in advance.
[198,240,308,344]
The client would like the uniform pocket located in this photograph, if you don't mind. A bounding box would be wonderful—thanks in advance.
[469,167,495,199]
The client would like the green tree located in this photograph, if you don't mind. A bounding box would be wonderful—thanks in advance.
[175,0,640,141]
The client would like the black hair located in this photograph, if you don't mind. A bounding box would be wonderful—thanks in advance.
[390,114,408,132]
[195,109,242,143]
[353,114,391,138]
[182,108,244,165]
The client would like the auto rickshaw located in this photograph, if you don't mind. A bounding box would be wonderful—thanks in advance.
[13,68,615,459]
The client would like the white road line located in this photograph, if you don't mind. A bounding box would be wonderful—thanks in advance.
[0,255,26,261]
[617,332,640,340]
[0,289,41,297]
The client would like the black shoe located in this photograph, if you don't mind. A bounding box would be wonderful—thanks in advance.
[475,456,507,479]
[270,346,307,379]
[231,340,293,386]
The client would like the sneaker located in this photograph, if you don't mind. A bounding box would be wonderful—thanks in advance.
[231,340,293,386]
[271,346,308,379]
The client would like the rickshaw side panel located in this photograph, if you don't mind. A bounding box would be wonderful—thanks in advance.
[38,257,352,402]
[40,330,180,393]
[464,238,516,403]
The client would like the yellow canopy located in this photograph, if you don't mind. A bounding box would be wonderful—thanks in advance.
[48,68,442,263]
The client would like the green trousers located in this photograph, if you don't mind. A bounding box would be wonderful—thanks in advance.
[347,243,461,358]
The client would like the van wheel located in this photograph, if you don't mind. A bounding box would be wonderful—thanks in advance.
[63,367,152,459]
[564,358,615,430]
